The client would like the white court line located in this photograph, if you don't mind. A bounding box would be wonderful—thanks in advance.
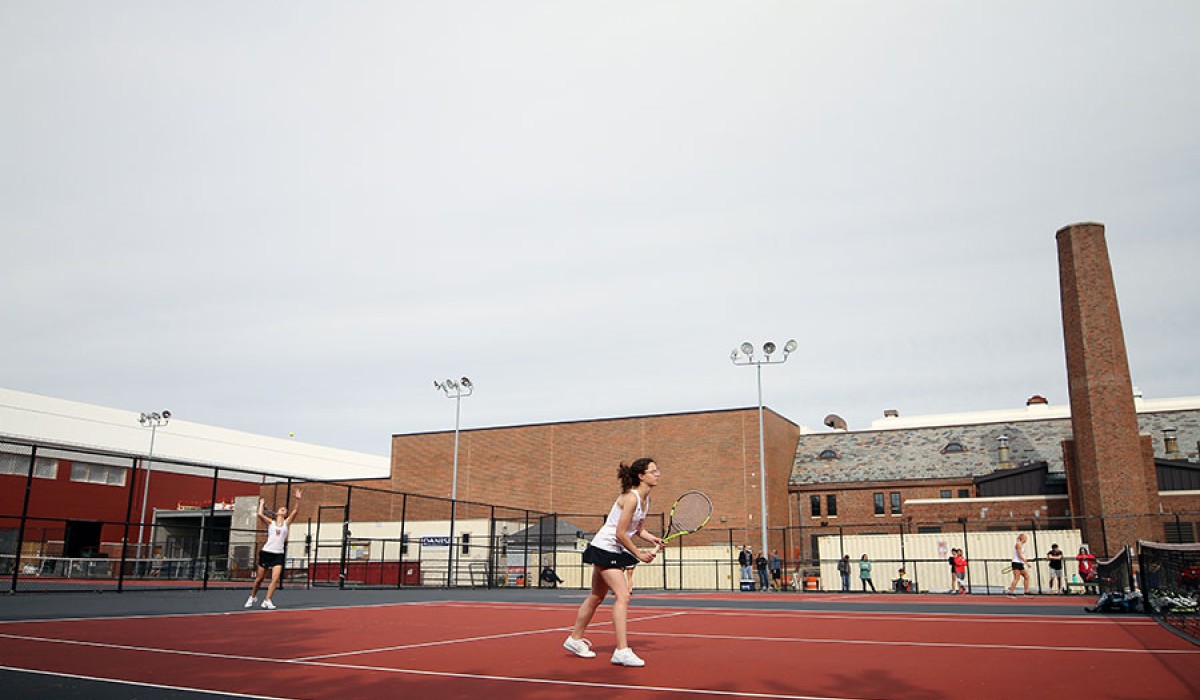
[2,615,1194,700]
[617,628,1200,655]
[0,665,295,700]
[0,632,879,700]
[0,599,442,626]
[431,601,1160,626]
[295,611,688,660]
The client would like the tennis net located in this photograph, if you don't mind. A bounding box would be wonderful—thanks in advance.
[1138,541,1200,642]
[1095,545,1135,595]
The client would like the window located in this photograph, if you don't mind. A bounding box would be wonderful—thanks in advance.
[826,495,837,517]
[889,492,902,515]
[401,534,409,555]
[0,453,58,479]
[461,533,471,555]
[957,489,970,498]
[818,449,838,460]
[942,442,966,454]
[1164,522,1196,544]
[809,495,821,518]
[939,490,952,499]
[69,462,127,487]
[873,493,885,516]
[917,526,942,534]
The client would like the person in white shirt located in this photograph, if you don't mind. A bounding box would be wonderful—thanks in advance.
[1006,533,1031,597]
[563,458,663,667]
[245,488,301,610]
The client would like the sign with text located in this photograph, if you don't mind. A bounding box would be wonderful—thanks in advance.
[420,536,452,547]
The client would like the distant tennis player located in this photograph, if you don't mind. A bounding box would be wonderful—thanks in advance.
[245,488,302,610]
[1006,533,1030,597]
[564,458,663,667]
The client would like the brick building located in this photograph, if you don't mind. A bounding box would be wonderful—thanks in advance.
[386,407,802,547]
[791,394,1200,558]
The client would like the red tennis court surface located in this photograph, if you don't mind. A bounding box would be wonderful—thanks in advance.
[2,598,1197,699]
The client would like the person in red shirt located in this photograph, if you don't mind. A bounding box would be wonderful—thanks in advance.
[1077,545,1097,583]
[953,549,969,594]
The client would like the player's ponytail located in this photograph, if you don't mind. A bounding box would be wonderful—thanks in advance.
[618,457,655,491]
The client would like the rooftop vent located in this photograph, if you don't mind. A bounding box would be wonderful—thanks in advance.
[1026,395,1048,406]
[823,414,848,430]
[883,409,900,418]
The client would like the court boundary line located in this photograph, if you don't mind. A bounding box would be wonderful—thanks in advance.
[432,601,1161,626]
[0,599,443,626]
[0,645,880,700]
[2,609,1196,700]
[294,611,687,661]
[0,665,293,700]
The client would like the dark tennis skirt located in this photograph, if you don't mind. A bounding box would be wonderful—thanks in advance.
[582,544,639,570]
[258,550,286,568]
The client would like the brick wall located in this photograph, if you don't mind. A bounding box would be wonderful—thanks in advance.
[387,408,801,539]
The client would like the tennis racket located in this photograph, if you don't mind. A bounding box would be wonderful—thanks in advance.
[654,490,712,552]
[1001,565,1013,574]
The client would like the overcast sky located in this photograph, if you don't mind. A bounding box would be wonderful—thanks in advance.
[2,2,1198,457]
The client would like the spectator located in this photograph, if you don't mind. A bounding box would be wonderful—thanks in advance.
[859,554,876,592]
[947,547,957,591]
[540,565,564,588]
[953,549,968,595]
[1046,543,1065,594]
[738,545,753,583]
[837,554,851,592]
[755,551,770,591]
[769,550,783,591]
[1077,545,1097,586]
[893,568,912,593]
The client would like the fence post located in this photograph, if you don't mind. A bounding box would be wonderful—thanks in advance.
[338,487,352,591]
[1029,518,1042,594]
[115,456,139,594]
[959,518,971,594]
[11,446,39,594]
[486,505,496,590]
[201,468,220,590]
[397,493,408,588]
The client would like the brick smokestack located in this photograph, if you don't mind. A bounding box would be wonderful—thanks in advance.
[1056,222,1158,556]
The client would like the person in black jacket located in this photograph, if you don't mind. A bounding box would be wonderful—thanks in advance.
[755,552,770,591]
[738,545,753,582]
[837,555,851,592]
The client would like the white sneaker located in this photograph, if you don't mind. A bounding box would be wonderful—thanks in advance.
[244,596,256,608]
[261,599,276,610]
[563,635,596,658]
[611,647,645,667]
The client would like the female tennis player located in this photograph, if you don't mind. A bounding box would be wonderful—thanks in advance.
[244,488,302,610]
[564,458,663,667]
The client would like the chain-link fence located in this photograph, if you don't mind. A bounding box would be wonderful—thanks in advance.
[0,438,550,593]
[4,436,1197,596]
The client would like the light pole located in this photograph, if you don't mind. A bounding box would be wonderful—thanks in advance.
[433,378,473,501]
[730,340,797,558]
[136,410,170,559]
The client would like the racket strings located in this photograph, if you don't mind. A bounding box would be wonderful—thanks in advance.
[670,493,711,532]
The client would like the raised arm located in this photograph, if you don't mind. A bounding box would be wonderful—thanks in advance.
[256,498,273,526]
[285,488,303,525]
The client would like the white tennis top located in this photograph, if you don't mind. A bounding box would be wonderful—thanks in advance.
[264,522,288,554]
[590,490,647,555]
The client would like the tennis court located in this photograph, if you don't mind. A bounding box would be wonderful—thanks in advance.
[2,588,1197,699]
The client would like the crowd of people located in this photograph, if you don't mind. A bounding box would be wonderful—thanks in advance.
[734,533,1101,597]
